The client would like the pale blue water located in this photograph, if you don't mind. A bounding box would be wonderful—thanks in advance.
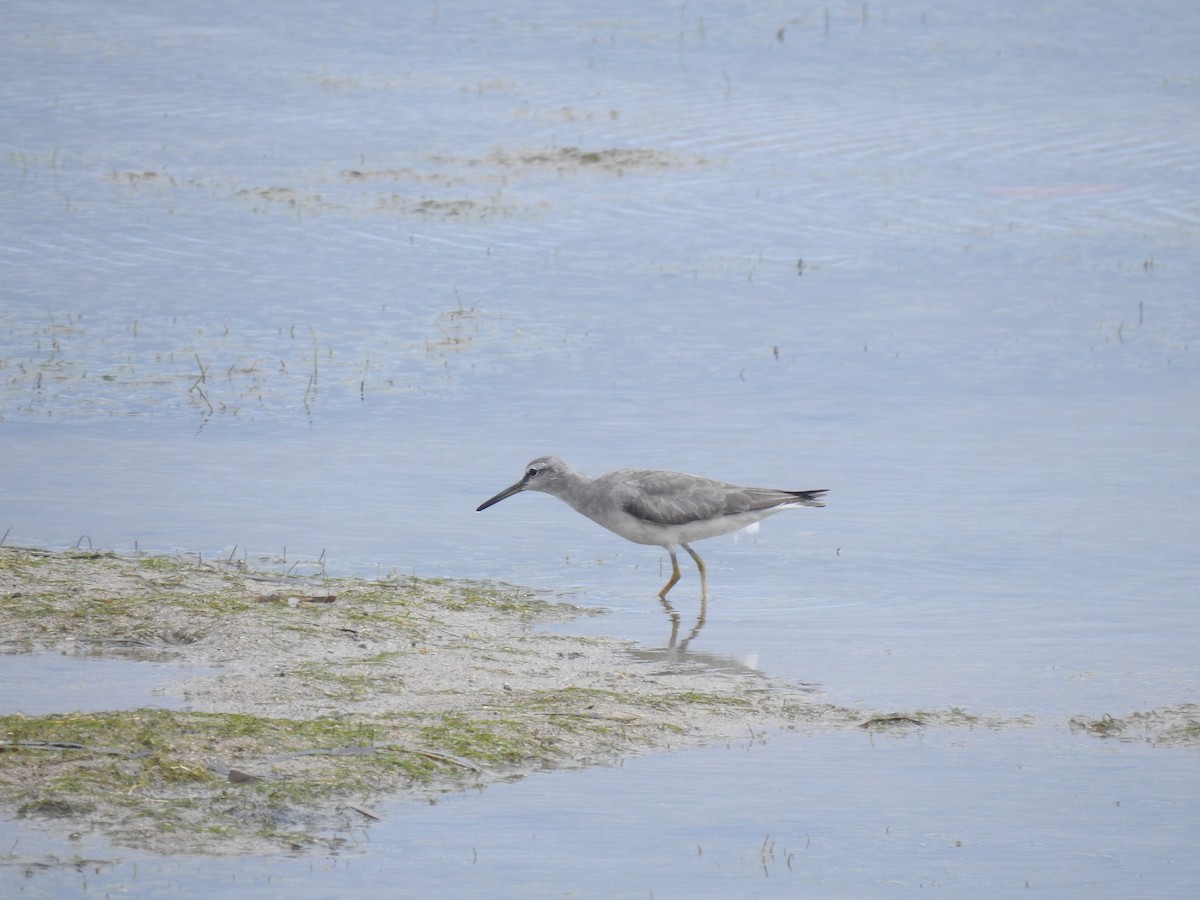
[6,729,1199,898]
[2,0,1198,895]
[0,652,212,715]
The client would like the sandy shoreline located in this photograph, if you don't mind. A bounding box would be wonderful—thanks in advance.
[0,546,852,854]
[3,546,1194,857]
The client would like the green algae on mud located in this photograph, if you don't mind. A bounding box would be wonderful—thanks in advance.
[0,546,825,854]
[1,706,623,854]
[5,547,1195,856]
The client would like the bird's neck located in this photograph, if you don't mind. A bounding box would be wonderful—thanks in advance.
[547,468,595,513]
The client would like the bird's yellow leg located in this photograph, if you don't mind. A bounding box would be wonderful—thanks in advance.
[658,549,683,599]
[683,543,707,600]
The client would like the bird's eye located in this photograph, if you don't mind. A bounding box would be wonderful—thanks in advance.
[526,467,539,479]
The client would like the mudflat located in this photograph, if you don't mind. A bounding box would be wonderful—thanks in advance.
[0,547,843,853]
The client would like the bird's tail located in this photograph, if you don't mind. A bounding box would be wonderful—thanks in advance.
[786,489,827,508]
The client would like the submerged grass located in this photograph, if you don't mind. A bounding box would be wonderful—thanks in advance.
[1069,705,1200,746]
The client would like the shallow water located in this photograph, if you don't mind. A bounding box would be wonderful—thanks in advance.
[2,0,1198,895]
[0,651,212,715]
[5,728,1199,898]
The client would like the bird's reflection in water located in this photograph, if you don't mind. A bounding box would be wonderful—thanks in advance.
[657,592,706,650]
[624,594,789,686]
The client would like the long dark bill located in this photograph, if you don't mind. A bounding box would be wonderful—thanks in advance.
[476,478,528,512]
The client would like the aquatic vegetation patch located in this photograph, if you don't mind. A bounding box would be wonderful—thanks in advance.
[1070,705,1200,746]
[0,546,828,853]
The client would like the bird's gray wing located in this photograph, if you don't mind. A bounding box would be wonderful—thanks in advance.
[618,471,757,526]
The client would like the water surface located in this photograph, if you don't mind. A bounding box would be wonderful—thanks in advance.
[2,0,1198,895]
